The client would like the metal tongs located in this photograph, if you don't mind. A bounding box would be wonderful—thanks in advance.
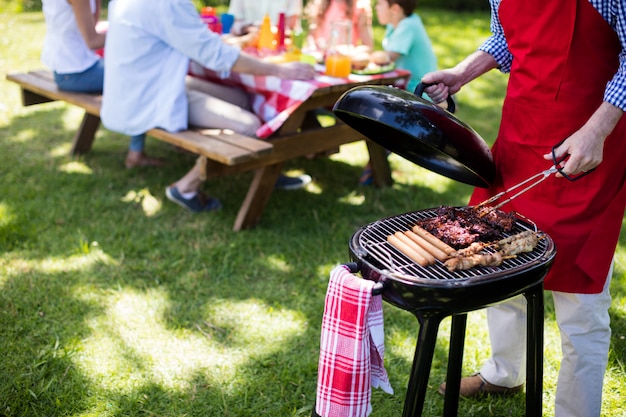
[475,140,595,211]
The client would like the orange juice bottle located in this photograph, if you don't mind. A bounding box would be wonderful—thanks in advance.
[324,19,352,77]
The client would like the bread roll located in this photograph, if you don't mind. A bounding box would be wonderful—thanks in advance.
[350,52,371,70]
[370,50,390,66]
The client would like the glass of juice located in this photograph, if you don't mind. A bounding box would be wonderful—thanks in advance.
[325,53,351,77]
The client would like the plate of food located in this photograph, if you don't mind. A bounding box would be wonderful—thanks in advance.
[350,50,396,75]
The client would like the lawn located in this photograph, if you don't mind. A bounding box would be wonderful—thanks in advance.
[1,7,625,417]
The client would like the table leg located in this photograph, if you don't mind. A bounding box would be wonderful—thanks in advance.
[233,163,283,231]
[70,112,101,156]
[365,140,392,187]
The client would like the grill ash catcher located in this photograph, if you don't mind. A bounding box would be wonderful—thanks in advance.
[312,84,559,417]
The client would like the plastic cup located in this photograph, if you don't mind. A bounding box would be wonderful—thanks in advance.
[221,13,235,34]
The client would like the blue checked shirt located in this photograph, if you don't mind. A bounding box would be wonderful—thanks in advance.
[479,0,626,110]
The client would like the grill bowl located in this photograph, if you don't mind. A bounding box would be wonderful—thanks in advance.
[349,207,556,314]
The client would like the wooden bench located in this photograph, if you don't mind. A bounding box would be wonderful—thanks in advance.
[6,70,273,165]
[7,69,408,230]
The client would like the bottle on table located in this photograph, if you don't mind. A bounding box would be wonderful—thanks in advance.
[291,17,305,50]
[276,12,286,52]
[325,20,352,77]
[200,6,222,33]
[258,13,276,53]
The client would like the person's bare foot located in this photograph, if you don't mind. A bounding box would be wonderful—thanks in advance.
[125,151,166,169]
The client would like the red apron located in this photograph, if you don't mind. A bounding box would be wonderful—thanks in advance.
[469,0,626,293]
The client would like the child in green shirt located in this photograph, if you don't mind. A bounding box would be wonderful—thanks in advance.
[360,0,438,185]
[375,0,437,92]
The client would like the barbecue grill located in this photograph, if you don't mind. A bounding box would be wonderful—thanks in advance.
[347,208,555,417]
[311,83,558,417]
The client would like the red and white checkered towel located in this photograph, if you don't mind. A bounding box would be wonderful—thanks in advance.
[315,265,393,417]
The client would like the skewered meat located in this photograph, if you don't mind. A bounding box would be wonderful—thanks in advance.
[444,252,503,272]
[496,231,544,256]
[450,242,485,258]
[443,231,543,272]
[416,206,516,248]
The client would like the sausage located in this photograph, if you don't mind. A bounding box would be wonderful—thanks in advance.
[394,232,436,265]
[412,225,456,255]
[387,234,429,266]
[404,230,449,261]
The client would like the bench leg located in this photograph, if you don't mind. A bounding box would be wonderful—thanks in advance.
[71,113,101,156]
[365,140,393,187]
[233,163,284,231]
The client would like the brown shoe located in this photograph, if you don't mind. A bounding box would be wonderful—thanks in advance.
[438,373,523,397]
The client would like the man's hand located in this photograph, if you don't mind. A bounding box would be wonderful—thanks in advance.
[545,102,623,176]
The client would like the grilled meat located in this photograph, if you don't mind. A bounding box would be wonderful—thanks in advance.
[416,206,516,248]
[496,230,544,256]
[450,242,485,258]
[443,231,543,271]
[444,252,504,272]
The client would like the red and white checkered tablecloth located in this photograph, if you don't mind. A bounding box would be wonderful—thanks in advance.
[188,61,409,139]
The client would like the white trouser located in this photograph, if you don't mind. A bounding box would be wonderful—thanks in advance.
[185,75,261,137]
[480,263,613,417]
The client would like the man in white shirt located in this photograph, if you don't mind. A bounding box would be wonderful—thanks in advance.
[102,0,315,212]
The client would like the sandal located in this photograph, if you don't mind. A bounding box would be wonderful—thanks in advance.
[165,186,222,213]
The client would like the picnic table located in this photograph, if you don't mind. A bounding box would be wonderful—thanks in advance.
[7,63,409,231]
[187,61,410,229]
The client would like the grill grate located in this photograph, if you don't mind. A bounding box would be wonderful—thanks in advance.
[356,208,550,282]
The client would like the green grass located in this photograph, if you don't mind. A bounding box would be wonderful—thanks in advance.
[1,8,625,417]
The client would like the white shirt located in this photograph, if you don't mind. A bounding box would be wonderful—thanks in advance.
[101,0,240,136]
[41,0,99,74]
[227,0,302,27]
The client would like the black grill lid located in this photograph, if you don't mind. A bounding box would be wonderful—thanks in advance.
[332,84,495,188]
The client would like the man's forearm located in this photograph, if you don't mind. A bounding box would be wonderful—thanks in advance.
[453,51,500,86]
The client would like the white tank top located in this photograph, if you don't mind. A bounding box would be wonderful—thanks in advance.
[41,0,99,74]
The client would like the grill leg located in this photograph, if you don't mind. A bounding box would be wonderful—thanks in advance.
[402,313,445,417]
[524,283,544,417]
[442,314,468,417]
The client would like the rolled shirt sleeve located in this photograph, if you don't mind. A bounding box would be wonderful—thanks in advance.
[478,0,512,73]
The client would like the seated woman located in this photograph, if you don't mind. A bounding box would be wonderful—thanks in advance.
[304,0,374,53]
[41,0,162,169]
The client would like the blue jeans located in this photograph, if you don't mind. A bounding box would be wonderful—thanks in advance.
[54,60,145,152]
[129,134,146,152]
[53,59,104,93]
